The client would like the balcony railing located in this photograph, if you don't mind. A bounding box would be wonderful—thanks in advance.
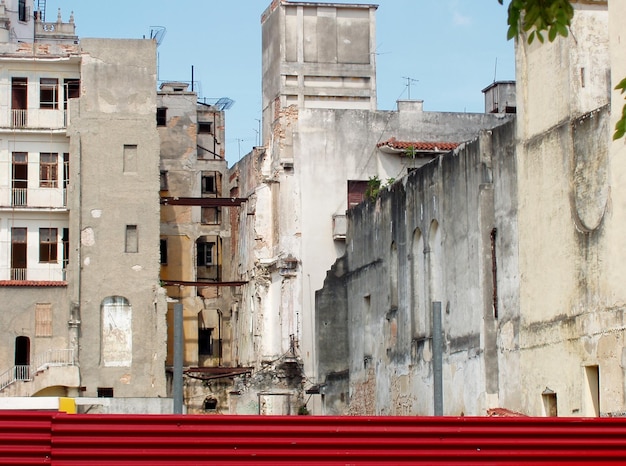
[11,109,27,128]
[12,188,27,206]
[0,348,75,391]
[10,268,27,280]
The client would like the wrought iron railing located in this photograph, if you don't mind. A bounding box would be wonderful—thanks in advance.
[0,348,75,391]
[11,109,27,128]
[11,188,27,206]
[10,268,27,280]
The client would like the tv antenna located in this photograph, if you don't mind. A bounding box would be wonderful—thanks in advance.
[403,76,419,100]
[149,26,166,47]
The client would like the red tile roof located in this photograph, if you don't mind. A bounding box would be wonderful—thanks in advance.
[377,137,460,153]
[487,407,528,417]
[0,280,67,287]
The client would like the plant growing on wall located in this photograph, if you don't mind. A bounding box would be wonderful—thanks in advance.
[499,0,625,140]
[365,176,397,202]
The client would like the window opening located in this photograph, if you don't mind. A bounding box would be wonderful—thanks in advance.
[203,397,218,410]
[40,78,59,109]
[156,107,167,126]
[97,387,114,398]
[14,336,30,381]
[63,79,80,109]
[201,206,221,225]
[39,153,58,188]
[198,121,212,134]
[160,239,168,264]
[160,170,168,191]
[12,152,28,206]
[347,180,368,208]
[125,225,138,253]
[11,227,27,280]
[39,228,58,263]
[18,0,27,21]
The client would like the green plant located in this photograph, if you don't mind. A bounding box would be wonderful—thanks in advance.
[365,175,382,201]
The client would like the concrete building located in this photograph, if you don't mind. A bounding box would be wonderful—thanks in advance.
[227,1,512,414]
[157,82,249,414]
[0,1,168,407]
[316,0,623,417]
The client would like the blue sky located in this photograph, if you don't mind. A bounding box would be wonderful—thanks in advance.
[50,0,515,166]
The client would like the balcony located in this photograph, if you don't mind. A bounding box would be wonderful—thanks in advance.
[6,109,67,130]
[10,268,27,281]
[11,188,27,206]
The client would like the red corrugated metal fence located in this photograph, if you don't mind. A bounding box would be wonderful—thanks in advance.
[2,412,626,464]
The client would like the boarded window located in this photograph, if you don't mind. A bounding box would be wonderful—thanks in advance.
[39,153,58,188]
[125,225,138,253]
[35,303,52,337]
[101,296,132,367]
[40,78,59,109]
[201,206,221,225]
[123,145,137,173]
[347,180,368,208]
[39,228,58,263]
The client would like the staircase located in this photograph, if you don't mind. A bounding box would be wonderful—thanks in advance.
[0,348,75,392]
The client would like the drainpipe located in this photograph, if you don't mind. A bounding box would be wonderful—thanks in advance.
[432,301,443,416]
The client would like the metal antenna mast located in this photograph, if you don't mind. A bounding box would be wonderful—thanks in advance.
[403,76,419,100]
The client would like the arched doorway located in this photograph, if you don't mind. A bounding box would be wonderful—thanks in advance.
[14,336,30,380]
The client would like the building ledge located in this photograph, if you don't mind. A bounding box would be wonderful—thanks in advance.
[0,280,67,287]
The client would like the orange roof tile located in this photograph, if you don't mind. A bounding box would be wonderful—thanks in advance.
[377,137,460,152]
[0,280,67,287]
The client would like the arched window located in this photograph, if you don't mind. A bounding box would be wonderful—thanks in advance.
[101,296,132,367]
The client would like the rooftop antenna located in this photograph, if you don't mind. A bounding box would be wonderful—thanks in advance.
[403,76,419,100]
[149,26,166,82]
[149,26,166,46]
[493,57,498,83]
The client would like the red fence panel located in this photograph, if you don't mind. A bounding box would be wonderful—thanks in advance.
[0,411,52,465]
[1,412,626,464]
[48,414,626,465]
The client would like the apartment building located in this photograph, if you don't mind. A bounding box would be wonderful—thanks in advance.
[0,1,167,406]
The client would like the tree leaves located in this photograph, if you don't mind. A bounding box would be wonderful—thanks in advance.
[499,1,626,141]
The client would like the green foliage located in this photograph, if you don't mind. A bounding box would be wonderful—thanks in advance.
[499,0,626,141]
[614,78,626,140]
[404,146,417,159]
[499,0,573,44]
[365,176,396,202]
[365,175,382,201]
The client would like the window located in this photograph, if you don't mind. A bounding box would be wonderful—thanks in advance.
[97,387,114,398]
[40,78,59,109]
[125,225,138,253]
[201,207,221,225]
[12,152,28,206]
[11,228,27,280]
[197,242,215,266]
[156,107,167,126]
[347,180,368,208]
[198,327,213,355]
[160,170,168,191]
[39,228,58,263]
[198,121,212,134]
[39,153,58,188]
[64,79,80,109]
[160,239,168,264]
[123,145,137,173]
[35,303,52,337]
[201,172,217,195]
[18,0,27,22]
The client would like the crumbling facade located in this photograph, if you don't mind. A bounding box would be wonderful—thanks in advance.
[0,1,167,406]
[157,82,248,414]
[317,0,624,417]
[227,0,512,414]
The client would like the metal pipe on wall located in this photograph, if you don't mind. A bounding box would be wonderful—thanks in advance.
[433,301,443,416]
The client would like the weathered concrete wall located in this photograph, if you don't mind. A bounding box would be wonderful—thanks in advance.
[316,120,517,416]
[67,38,166,398]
